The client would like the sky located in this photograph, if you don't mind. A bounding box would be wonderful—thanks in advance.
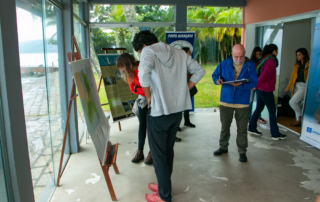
[16,7,57,42]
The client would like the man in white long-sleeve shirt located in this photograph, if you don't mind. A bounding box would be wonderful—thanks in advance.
[132,31,205,202]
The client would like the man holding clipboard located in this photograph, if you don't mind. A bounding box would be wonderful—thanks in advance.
[212,44,258,163]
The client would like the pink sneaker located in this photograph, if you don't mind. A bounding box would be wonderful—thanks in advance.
[148,183,158,192]
[145,193,165,202]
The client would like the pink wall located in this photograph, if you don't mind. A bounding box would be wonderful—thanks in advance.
[244,0,320,25]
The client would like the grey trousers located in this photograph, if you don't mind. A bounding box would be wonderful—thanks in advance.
[219,105,249,154]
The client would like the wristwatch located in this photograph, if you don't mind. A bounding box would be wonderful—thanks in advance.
[134,85,138,92]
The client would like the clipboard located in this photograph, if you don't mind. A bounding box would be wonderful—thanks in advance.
[222,78,249,84]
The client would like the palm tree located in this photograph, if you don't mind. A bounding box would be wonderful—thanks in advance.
[214,8,242,49]
[187,6,227,64]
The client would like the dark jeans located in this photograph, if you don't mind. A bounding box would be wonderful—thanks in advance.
[138,106,148,150]
[248,90,280,137]
[249,90,262,119]
[147,109,182,202]
[219,105,249,154]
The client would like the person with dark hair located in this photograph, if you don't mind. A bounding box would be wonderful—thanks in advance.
[248,47,266,124]
[250,47,263,63]
[116,53,153,165]
[285,48,310,126]
[178,47,198,130]
[212,44,258,163]
[248,44,287,140]
[133,31,205,202]
[132,30,159,52]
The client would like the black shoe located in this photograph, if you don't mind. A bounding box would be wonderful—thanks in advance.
[175,136,181,142]
[184,122,196,128]
[239,153,247,163]
[177,127,182,132]
[213,148,228,156]
[248,129,262,136]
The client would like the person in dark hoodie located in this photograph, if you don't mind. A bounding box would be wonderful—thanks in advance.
[212,44,258,163]
[132,30,205,202]
[248,44,287,140]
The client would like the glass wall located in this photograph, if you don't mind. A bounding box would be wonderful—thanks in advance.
[255,23,284,117]
[90,26,174,112]
[187,6,242,24]
[0,100,9,202]
[15,0,69,201]
[186,27,242,108]
[73,1,86,141]
[89,4,174,23]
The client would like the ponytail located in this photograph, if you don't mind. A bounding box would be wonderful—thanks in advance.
[262,44,278,57]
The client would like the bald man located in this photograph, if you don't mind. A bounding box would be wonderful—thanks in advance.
[212,44,258,162]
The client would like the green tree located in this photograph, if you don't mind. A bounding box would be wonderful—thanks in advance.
[187,7,227,64]
[215,8,242,49]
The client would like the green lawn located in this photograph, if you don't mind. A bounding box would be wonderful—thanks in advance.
[194,63,221,108]
[95,63,221,111]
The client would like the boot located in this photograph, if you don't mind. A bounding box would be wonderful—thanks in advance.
[144,151,153,165]
[184,110,196,127]
[290,116,301,127]
[131,150,144,163]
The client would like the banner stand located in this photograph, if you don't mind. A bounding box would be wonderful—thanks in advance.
[96,48,127,132]
[57,37,120,201]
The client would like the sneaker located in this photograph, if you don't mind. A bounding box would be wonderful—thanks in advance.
[145,193,165,202]
[131,150,144,163]
[239,153,247,163]
[248,129,262,136]
[184,122,196,128]
[271,134,287,140]
[213,148,228,156]
[145,151,153,165]
[175,136,182,142]
[258,118,267,124]
[148,183,158,192]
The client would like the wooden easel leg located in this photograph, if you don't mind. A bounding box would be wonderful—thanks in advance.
[118,122,121,131]
[97,74,103,92]
[100,162,117,201]
[113,163,120,174]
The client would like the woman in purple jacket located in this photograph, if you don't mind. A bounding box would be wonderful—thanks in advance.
[248,44,286,140]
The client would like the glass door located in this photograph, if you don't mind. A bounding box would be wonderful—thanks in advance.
[255,23,284,118]
[15,0,70,201]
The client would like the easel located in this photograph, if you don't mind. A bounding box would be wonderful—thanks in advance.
[97,47,127,132]
[57,36,120,201]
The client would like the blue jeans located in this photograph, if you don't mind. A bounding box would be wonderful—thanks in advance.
[249,90,262,119]
[248,90,280,137]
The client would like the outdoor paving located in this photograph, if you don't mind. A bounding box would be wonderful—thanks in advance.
[21,72,85,201]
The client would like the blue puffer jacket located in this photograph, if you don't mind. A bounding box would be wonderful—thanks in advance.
[212,58,258,105]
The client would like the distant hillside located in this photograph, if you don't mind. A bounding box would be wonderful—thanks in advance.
[19,39,58,54]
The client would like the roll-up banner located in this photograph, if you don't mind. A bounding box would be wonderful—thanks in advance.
[300,15,320,149]
[166,31,196,112]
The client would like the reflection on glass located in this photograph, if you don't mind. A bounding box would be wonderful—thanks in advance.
[74,19,86,59]
[186,27,241,108]
[16,1,69,201]
[89,5,174,23]
[258,23,284,104]
[187,7,242,24]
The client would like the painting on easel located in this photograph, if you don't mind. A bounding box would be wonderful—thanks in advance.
[70,58,110,164]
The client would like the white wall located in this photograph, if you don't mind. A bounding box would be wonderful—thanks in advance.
[278,19,312,98]
[245,24,256,58]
